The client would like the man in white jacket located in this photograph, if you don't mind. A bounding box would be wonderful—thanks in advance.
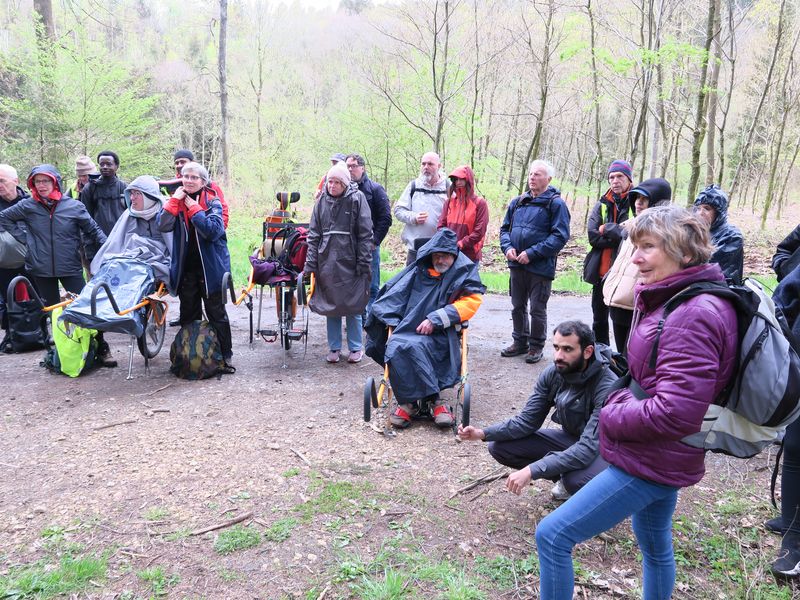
[393,152,448,265]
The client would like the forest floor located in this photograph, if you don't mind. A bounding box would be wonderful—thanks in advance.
[1,202,799,599]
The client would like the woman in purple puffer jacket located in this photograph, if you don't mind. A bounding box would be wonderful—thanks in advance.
[535,206,739,600]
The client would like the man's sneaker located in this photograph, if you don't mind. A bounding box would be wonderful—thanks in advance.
[390,404,418,428]
[348,350,364,363]
[526,349,544,364]
[326,350,341,363]
[772,540,800,577]
[551,479,571,501]
[432,401,454,427]
[501,342,527,357]
[766,517,789,535]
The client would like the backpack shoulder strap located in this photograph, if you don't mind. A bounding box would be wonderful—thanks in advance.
[409,180,416,200]
[647,281,735,369]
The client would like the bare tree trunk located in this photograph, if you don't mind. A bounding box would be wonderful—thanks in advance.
[777,134,800,220]
[33,0,55,39]
[517,0,555,193]
[468,1,480,166]
[705,0,721,185]
[587,0,603,197]
[728,0,787,199]
[504,83,523,190]
[218,0,230,183]
[760,29,800,228]
[686,0,716,203]
[717,0,737,189]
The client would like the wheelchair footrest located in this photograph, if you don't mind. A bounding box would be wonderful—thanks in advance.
[258,329,278,342]
[286,330,305,340]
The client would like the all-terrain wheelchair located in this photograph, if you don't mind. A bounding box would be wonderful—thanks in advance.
[11,257,169,379]
[227,191,310,368]
[362,321,472,435]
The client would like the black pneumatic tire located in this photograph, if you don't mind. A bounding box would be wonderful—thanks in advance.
[461,383,471,427]
[364,377,376,422]
[137,305,166,359]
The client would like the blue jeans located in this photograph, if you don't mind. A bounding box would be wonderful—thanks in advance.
[368,246,381,312]
[326,315,363,352]
[535,465,678,600]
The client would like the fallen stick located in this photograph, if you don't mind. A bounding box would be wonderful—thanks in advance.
[0,462,19,469]
[151,408,171,414]
[189,511,253,536]
[448,467,508,500]
[468,488,488,502]
[317,587,330,600]
[145,383,173,397]
[290,447,312,467]
[94,419,137,431]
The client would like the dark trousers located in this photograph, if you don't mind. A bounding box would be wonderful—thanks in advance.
[178,268,233,359]
[488,429,609,494]
[509,268,552,352]
[609,306,633,356]
[781,418,800,537]
[591,284,610,345]
[405,250,417,266]
[34,274,86,306]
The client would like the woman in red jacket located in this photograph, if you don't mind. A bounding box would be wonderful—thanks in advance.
[437,165,488,263]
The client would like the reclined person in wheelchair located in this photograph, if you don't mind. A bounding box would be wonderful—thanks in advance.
[89,175,173,286]
[365,228,485,429]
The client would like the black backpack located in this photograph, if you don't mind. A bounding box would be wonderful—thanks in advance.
[3,276,48,353]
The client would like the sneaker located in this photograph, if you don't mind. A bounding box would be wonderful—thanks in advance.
[500,342,527,357]
[772,540,800,577]
[432,401,454,427]
[551,479,571,501]
[526,349,544,364]
[348,350,364,363]
[390,404,418,428]
[326,350,341,363]
[169,318,181,327]
[766,517,789,535]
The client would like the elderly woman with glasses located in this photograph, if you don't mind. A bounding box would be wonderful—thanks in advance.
[157,161,233,368]
[534,206,738,600]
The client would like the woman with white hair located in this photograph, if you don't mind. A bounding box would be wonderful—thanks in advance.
[157,161,233,368]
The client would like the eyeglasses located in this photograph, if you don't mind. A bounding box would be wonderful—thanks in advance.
[346,163,364,170]
[32,178,51,185]
[182,174,201,181]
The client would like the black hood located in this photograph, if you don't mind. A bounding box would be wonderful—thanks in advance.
[693,184,729,231]
[629,178,671,214]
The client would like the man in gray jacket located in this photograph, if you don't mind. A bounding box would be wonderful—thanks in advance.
[459,320,616,500]
[393,152,448,265]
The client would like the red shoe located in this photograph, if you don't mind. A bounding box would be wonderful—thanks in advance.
[390,404,417,428]
[433,403,454,427]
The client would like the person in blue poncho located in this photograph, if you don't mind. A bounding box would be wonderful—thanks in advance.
[365,228,485,429]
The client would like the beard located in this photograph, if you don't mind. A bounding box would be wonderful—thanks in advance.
[554,354,586,375]
[421,171,437,186]
[433,262,452,274]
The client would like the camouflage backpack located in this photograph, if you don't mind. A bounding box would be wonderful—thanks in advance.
[169,321,227,380]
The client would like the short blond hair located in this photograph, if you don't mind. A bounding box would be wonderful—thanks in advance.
[630,205,714,268]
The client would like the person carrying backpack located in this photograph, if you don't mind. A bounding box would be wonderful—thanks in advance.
[535,206,738,600]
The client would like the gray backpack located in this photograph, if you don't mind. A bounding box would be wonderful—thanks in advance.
[643,279,800,458]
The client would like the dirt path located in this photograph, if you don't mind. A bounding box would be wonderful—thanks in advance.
[0,293,792,598]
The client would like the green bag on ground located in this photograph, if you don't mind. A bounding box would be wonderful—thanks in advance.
[169,320,226,380]
[42,307,98,377]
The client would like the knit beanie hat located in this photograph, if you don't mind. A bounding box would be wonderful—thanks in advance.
[174,149,195,161]
[326,163,351,187]
[75,155,95,176]
[607,159,633,182]
[330,152,347,163]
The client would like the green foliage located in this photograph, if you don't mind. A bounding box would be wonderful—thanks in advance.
[143,506,170,521]
[350,568,409,600]
[263,517,298,543]
[282,467,301,478]
[474,555,538,589]
[0,23,165,180]
[294,480,374,521]
[0,554,107,599]
[137,566,180,597]
[213,525,262,554]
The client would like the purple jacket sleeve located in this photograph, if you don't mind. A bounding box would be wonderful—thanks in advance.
[600,302,733,443]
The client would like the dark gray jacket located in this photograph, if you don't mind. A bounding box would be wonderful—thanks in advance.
[0,165,106,278]
[80,176,127,236]
[483,352,617,480]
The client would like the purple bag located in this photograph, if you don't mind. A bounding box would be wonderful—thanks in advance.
[250,253,282,285]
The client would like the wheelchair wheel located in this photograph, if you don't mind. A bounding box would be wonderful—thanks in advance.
[455,383,471,429]
[364,377,377,422]
[137,304,166,359]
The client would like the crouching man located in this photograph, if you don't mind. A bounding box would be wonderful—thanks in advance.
[459,321,617,500]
